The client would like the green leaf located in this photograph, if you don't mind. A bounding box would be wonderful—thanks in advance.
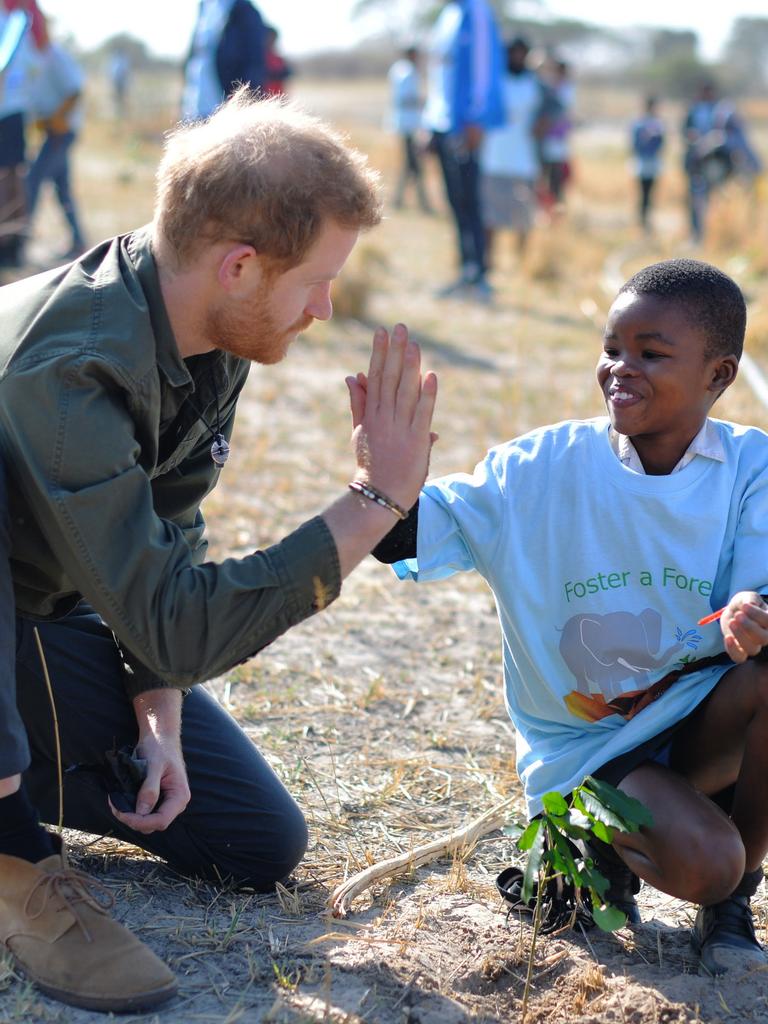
[590,820,614,844]
[591,902,627,932]
[503,823,524,839]
[541,791,569,816]
[579,790,626,831]
[567,807,591,830]
[521,823,544,904]
[581,864,609,902]
[517,817,542,852]
[581,777,654,829]
[548,827,583,887]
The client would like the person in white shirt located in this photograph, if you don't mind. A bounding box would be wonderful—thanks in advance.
[480,36,546,264]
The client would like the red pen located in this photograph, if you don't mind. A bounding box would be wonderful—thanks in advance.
[698,608,724,626]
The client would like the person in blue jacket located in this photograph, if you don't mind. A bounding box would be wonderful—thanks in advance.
[422,0,504,301]
[630,95,665,233]
[182,0,265,121]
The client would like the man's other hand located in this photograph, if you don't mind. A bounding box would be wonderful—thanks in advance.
[111,689,191,833]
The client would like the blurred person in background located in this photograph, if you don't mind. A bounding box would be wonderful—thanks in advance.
[630,95,665,234]
[182,0,265,120]
[108,43,131,119]
[537,56,574,215]
[387,44,432,214]
[683,80,762,245]
[480,35,547,269]
[422,0,504,302]
[263,24,292,97]
[0,0,42,269]
[26,26,87,260]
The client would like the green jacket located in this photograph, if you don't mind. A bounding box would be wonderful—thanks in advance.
[0,227,340,696]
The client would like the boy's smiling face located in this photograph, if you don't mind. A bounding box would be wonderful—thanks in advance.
[596,290,738,474]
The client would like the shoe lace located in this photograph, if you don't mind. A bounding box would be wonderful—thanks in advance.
[24,868,115,943]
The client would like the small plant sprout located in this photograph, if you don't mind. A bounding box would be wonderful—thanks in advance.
[507,776,653,1023]
[509,775,653,933]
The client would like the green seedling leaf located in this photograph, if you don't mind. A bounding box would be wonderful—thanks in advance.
[581,864,609,903]
[503,823,524,839]
[591,901,627,932]
[582,776,654,829]
[590,819,614,844]
[568,807,592,830]
[547,813,590,843]
[547,826,583,887]
[541,791,569,816]
[521,822,544,904]
[578,791,627,832]
[517,817,543,852]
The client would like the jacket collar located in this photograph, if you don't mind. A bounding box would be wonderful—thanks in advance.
[124,225,193,389]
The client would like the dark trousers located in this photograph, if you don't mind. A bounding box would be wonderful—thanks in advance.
[431,131,486,280]
[26,131,85,251]
[638,176,656,227]
[686,170,710,243]
[0,112,27,268]
[0,470,307,890]
[394,133,431,211]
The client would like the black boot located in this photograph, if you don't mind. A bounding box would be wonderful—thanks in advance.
[582,836,642,924]
[691,868,766,975]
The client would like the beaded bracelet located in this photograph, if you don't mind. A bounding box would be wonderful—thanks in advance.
[348,480,409,520]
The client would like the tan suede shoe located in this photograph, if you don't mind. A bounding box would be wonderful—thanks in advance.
[0,848,177,1012]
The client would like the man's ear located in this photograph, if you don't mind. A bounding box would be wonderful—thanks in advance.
[708,354,739,395]
[217,244,261,294]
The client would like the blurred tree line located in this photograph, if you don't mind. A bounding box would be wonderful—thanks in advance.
[340,1,768,98]
[84,6,768,100]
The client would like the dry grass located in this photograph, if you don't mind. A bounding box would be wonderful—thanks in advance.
[6,71,768,1024]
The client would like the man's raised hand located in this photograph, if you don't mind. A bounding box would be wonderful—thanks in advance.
[346,323,437,512]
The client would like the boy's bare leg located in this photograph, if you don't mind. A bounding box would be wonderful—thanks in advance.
[602,659,768,974]
[609,762,744,905]
[608,659,768,898]
[671,659,768,872]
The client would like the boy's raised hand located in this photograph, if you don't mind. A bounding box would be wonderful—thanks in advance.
[346,324,437,512]
[720,591,768,663]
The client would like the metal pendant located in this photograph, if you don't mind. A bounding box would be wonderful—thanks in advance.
[211,433,230,466]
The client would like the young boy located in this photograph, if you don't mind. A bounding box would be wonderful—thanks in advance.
[365,258,768,976]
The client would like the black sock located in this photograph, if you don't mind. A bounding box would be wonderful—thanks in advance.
[0,784,57,862]
[733,867,764,901]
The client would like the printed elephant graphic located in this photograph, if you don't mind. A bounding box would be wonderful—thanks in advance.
[558,608,684,702]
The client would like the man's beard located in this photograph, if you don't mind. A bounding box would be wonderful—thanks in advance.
[205,292,314,364]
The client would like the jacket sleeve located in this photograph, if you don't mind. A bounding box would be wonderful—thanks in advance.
[1,352,340,696]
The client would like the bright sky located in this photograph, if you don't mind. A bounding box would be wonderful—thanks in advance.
[37,0,768,61]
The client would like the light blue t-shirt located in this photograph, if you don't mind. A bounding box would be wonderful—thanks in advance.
[395,417,768,814]
[388,59,422,135]
[28,44,84,132]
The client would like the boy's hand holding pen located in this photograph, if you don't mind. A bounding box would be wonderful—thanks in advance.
[699,591,768,664]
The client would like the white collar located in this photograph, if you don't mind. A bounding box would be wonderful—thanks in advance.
[609,419,725,475]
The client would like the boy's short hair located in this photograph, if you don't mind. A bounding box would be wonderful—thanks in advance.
[154,88,382,269]
[619,258,746,361]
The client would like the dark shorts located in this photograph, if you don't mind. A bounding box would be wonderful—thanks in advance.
[592,692,718,787]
